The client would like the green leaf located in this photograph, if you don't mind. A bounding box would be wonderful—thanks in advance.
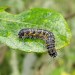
[0,8,71,52]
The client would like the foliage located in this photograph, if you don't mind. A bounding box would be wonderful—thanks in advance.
[0,0,75,75]
[0,8,71,52]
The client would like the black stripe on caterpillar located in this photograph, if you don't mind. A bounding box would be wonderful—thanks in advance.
[18,28,57,57]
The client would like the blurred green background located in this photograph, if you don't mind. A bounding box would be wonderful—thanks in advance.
[0,0,75,75]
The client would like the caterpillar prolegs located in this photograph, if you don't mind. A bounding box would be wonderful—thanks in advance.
[18,28,57,57]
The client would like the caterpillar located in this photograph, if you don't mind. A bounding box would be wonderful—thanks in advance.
[18,28,57,57]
